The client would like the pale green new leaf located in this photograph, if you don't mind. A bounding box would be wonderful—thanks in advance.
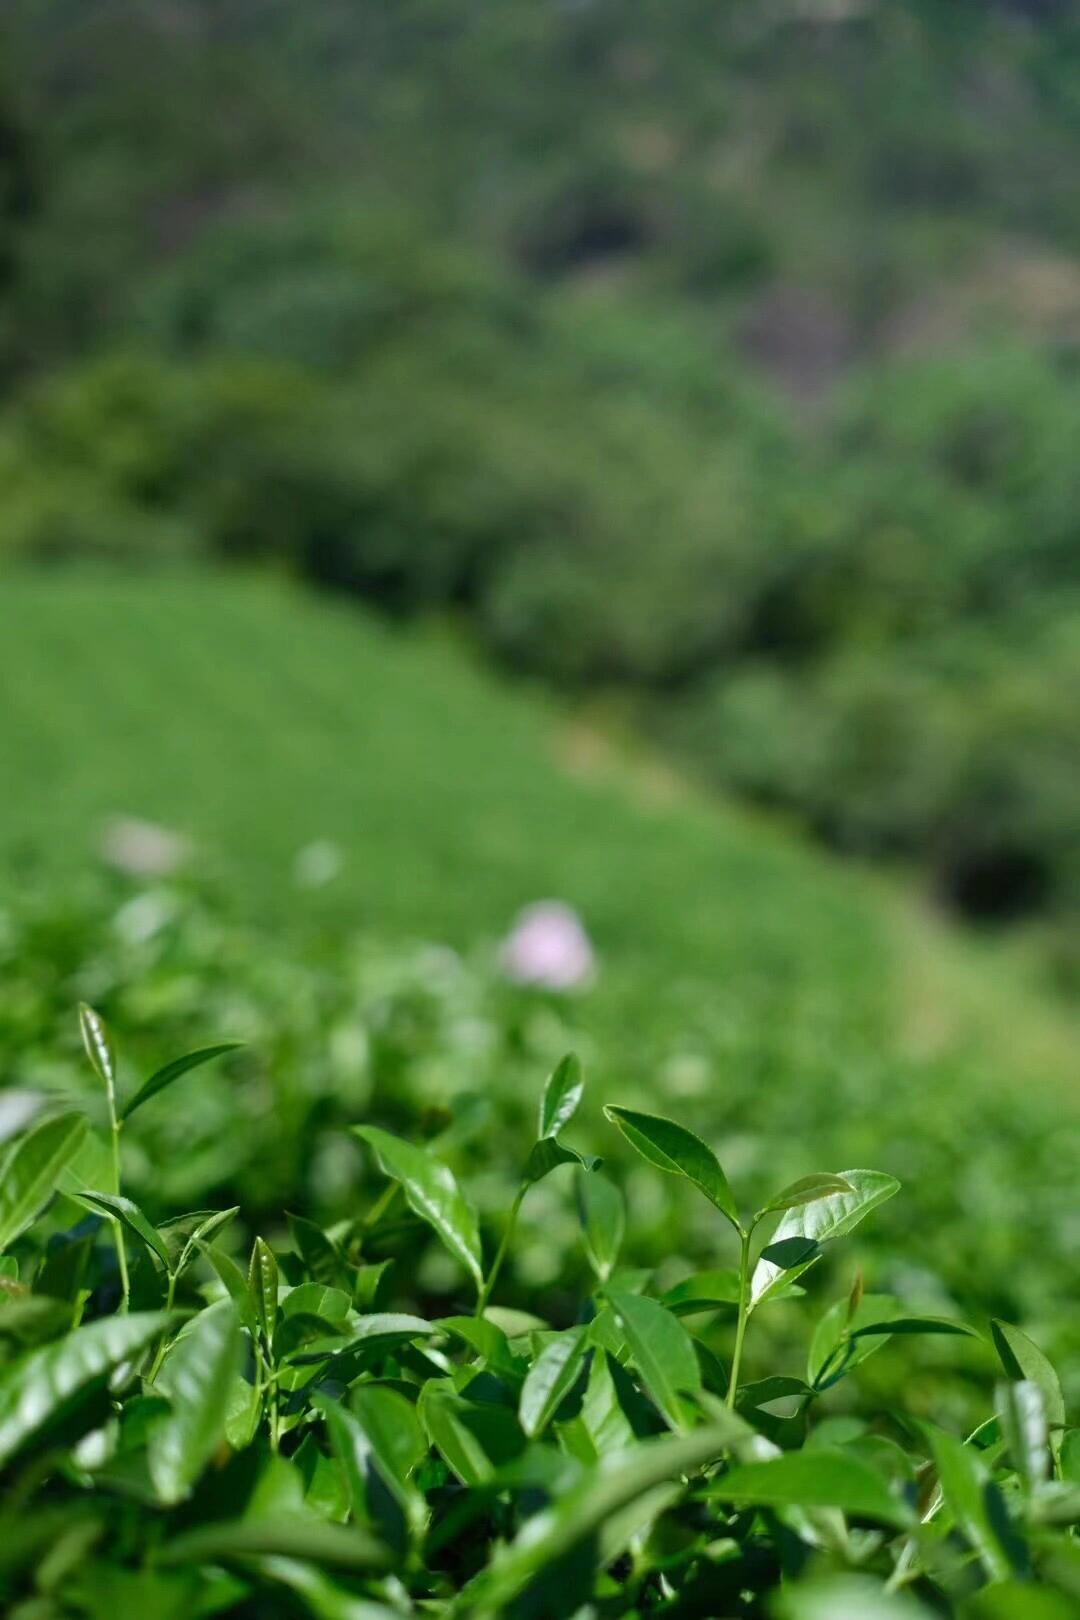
[756,1173,854,1219]
[519,1324,589,1438]
[751,1170,899,1305]
[538,1054,584,1139]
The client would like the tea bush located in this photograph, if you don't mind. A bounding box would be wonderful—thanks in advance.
[0,1012,1076,1618]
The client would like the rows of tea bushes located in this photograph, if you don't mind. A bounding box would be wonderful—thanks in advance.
[0,1011,1077,1618]
[2,876,1077,1423]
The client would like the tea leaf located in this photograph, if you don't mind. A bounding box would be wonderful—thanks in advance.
[751,1170,899,1305]
[576,1170,625,1283]
[519,1324,589,1438]
[121,1044,241,1122]
[75,1189,171,1271]
[608,1291,701,1430]
[249,1237,279,1350]
[920,1421,1022,1581]
[709,1448,912,1527]
[149,1300,242,1503]
[538,1053,584,1139]
[604,1106,738,1228]
[353,1126,483,1293]
[757,1173,854,1218]
[0,1311,175,1466]
[990,1319,1065,1434]
[0,1113,89,1252]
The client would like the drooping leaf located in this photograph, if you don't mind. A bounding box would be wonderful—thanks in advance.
[607,1291,702,1430]
[850,1316,978,1341]
[538,1053,584,1139]
[519,1325,590,1439]
[0,1113,89,1252]
[74,1190,171,1271]
[353,1126,483,1294]
[756,1173,854,1218]
[604,1106,739,1228]
[121,1044,241,1122]
[709,1448,912,1528]
[523,1137,601,1186]
[576,1170,625,1284]
[149,1300,242,1503]
[0,1311,175,1466]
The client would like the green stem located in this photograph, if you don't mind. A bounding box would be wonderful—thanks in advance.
[361,1179,400,1230]
[726,1227,752,1409]
[476,1184,526,1317]
[106,1089,130,1314]
[146,1270,178,1383]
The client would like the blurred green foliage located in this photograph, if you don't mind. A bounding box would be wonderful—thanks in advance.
[1,1,1080,942]
[1,574,1077,1418]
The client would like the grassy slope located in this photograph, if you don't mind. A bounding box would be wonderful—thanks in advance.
[3,567,1073,1092]
[5,567,1080,1381]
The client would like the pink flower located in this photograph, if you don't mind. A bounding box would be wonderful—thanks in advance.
[499,901,595,991]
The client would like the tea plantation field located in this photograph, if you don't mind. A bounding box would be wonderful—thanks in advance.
[1,569,1077,1407]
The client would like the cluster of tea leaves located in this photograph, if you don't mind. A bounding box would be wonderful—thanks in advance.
[0,1014,1077,1620]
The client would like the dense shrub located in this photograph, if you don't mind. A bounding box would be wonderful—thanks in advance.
[0,997,1077,1616]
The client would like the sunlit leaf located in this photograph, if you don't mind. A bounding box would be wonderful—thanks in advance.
[604,1107,739,1228]
[519,1324,589,1438]
[537,1053,584,1139]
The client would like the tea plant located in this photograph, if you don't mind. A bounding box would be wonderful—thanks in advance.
[0,1011,1076,1618]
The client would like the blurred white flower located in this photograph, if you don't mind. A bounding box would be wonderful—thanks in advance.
[499,901,595,991]
[293,840,343,888]
[0,1090,43,1144]
[100,816,187,878]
